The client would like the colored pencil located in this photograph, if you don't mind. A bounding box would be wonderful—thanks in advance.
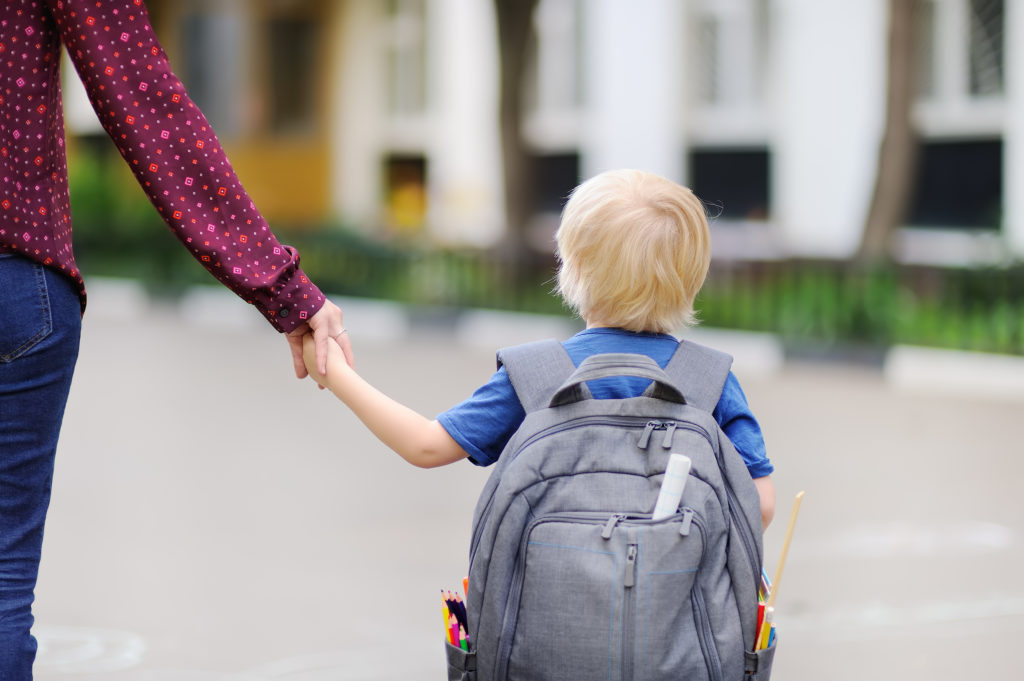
[753,601,766,648]
[765,491,804,609]
[448,614,460,647]
[756,606,774,650]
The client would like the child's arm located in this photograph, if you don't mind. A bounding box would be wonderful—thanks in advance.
[302,335,468,469]
[753,475,775,530]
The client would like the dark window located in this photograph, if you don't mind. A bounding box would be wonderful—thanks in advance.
[267,16,319,134]
[531,153,580,214]
[907,139,1002,230]
[383,155,428,231]
[689,148,771,220]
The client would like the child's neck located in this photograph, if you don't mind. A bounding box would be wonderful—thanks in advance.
[584,321,668,335]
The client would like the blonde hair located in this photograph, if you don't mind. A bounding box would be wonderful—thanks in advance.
[555,169,711,333]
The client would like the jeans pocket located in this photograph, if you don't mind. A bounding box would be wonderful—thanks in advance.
[0,254,53,362]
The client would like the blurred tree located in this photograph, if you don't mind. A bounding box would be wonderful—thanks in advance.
[494,0,540,261]
[859,0,923,263]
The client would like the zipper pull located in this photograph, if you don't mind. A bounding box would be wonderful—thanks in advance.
[624,544,638,588]
[679,508,694,536]
[637,420,662,449]
[662,422,677,449]
[602,513,626,539]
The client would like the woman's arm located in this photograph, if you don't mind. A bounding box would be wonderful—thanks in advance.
[46,0,324,332]
[302,336,467,468]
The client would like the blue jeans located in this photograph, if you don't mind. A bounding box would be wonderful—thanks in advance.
[0,253,82,680]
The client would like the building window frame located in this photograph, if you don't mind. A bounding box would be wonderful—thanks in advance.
[687,0,772,145]
[914,0,1005,137]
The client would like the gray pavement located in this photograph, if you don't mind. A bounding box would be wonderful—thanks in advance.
[32,285,1024,680]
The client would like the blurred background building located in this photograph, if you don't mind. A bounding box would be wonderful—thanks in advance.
[62,0,1022,262]
[59,0,1024,355]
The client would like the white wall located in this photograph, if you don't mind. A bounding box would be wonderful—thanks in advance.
[329,0,503,246]
[62,53,104,135]
[329,0,385,230]
[1004,0,1024,257]
[773,0,887,258]
[581,0,685,182]
[427,0,504,246]
[325,0,1024,262]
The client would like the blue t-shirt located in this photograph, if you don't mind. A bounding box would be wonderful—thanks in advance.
[437,327,774,478]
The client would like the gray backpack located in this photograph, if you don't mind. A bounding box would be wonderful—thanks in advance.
[446,339,775,681]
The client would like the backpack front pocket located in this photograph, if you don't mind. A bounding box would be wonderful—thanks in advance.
[501,515,622,681]
[630,513,718,681]
[498,511,711,681]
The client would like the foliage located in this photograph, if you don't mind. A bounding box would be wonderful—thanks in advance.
[67,148,1022,355]
[698,260,1024,355]
[284,227,564,315]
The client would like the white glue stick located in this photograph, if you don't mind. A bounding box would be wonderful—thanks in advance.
[652,453,692,520]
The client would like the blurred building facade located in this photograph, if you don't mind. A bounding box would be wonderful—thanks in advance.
[63,0,1024,264]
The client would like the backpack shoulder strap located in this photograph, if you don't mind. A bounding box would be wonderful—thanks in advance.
[663,339,734,413]
[497,339,576,414]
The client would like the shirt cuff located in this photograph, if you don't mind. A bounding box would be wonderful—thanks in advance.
[745,458,775,479]
[437,414,494,467]
[254,264,326,333]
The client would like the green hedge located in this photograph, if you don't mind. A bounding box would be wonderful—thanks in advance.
[698,261,1024,355]
[68,148,1023,354]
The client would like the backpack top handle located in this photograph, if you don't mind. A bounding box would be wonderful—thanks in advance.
[548,353,687,407]
[498,337,734,415]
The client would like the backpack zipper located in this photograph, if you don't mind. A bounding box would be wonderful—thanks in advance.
[637,420,680,449]
[686,512,724,681]
[517,415,672,453]
[693,583,725,681]
[622,543,638,681]
[638,419,713,451]
[727,487,762,612]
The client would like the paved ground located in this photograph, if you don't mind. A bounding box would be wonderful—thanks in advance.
[31,286,1024,680]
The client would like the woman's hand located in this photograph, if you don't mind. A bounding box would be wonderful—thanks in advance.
[286,299,353,380]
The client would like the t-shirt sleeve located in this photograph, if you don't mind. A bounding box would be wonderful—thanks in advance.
[437,367,525,467]
[713,372,774,478]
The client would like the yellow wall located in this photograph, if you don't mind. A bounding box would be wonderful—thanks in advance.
[147,0,336,227]
[223,140,331,227]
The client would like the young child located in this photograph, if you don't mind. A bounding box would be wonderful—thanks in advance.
[303,169,775,528]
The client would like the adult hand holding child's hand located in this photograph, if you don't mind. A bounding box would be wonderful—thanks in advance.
[286,299,354,381]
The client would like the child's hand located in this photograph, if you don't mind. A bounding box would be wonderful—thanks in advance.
[302,333,331,387]
[303,332,357,393]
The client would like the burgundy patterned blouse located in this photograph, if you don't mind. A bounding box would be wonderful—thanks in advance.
[0,0,325,332]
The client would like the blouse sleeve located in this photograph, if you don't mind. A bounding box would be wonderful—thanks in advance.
[46,0,325,332]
